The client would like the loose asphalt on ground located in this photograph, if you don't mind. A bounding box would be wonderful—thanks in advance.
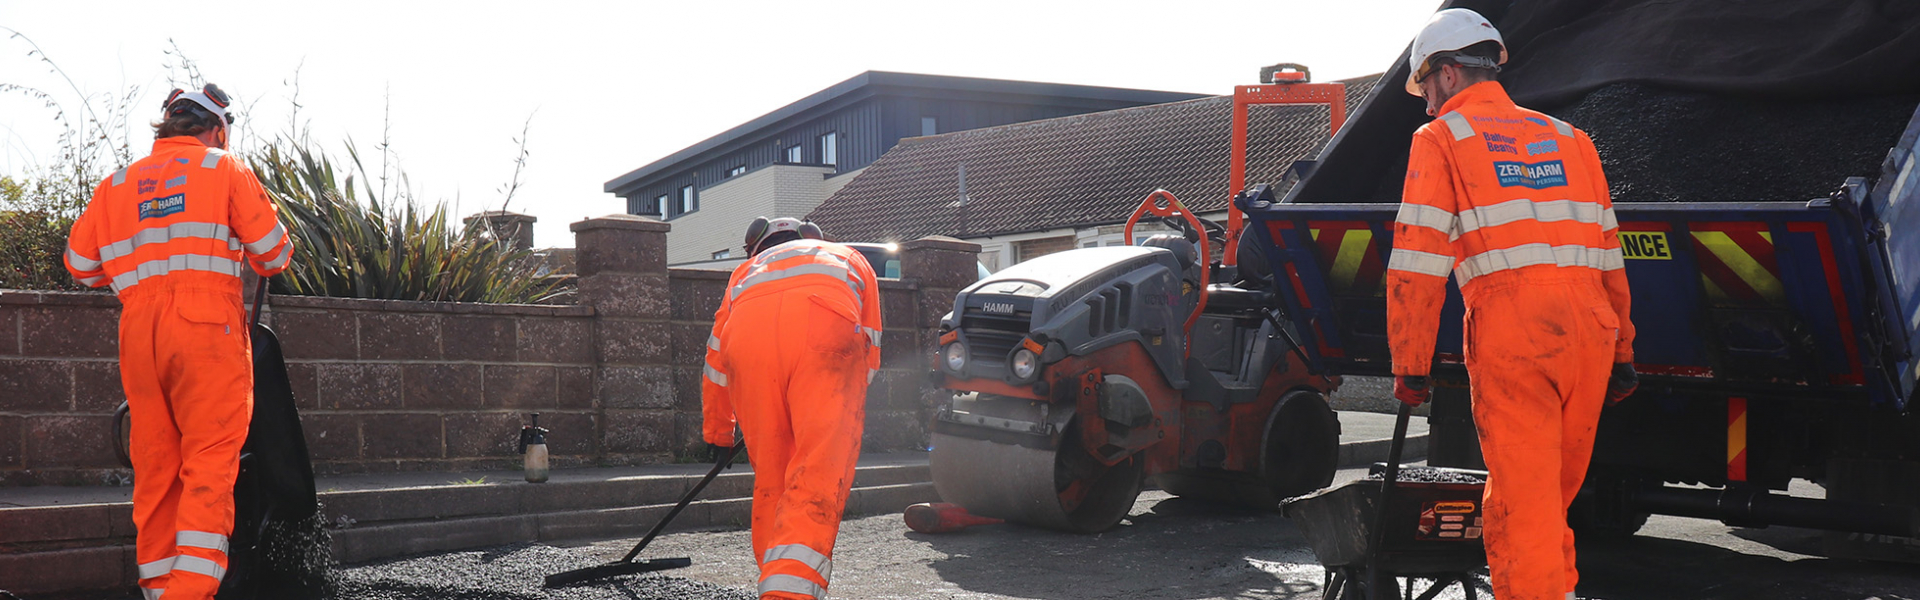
[328,544,755,600]
[41,467,1920,600]
[537,470,1914,600]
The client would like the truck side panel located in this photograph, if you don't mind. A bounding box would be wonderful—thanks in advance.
[1240,200,1888,403]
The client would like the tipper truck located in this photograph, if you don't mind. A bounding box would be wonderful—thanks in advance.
[1251,0,1920,561]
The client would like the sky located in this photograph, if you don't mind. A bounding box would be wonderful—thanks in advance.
[1,1,1440,247]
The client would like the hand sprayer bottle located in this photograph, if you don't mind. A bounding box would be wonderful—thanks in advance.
[519,413,550,483]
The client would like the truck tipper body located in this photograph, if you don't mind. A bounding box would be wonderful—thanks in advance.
[1249,0,1920,558]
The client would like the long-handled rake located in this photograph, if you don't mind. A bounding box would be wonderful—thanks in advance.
[544,441,745,587]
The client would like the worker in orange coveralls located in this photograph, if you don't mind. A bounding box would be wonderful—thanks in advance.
[703,217,882,600]
[65,83,292,600]
[1386,9,1639,600]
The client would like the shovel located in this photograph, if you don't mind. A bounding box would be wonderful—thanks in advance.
[544,441,745,587]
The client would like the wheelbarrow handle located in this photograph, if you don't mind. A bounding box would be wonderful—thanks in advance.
[1364,402,1414,599]
[248,273,270,331]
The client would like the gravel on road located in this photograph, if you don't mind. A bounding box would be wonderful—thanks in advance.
[330,544,755,600]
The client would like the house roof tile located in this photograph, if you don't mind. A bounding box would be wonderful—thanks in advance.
[809,75,1380,242]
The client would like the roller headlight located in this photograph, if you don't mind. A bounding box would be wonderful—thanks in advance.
[943,342,968,373]
[1009,348,1039,382]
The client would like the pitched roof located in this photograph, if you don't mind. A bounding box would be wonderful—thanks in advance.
[808,75,1381,242]
[603,71,1207,195]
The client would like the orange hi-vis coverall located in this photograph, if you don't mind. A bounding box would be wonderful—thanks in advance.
[702,239,882,600]
[1387,82,1633,600]
[65,136,292,600]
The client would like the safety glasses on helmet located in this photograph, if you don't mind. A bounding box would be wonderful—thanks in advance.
[163,83,235,124]
[1412,51,1502,86]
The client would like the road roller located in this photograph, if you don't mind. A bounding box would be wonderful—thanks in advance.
[929,188,1343,533]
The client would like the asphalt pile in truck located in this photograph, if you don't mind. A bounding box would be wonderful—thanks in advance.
[1364,466,1487,485]
[331,543,755,600]
[1545,83,1919,203]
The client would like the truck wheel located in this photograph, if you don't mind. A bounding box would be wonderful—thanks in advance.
[1261,391,1340,501]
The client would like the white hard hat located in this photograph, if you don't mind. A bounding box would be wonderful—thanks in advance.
[1404,8,1508,96]
[744,216,825,254]
[163,83,235,124]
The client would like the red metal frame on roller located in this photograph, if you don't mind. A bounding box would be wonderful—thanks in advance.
[1224,64,1346,267]
[1123,189,1211,356]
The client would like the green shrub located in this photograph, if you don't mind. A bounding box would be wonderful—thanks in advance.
[249,140,567,304]
[0,175,89,292]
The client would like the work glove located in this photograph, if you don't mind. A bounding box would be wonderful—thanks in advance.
[1394,375,1431,407]
[705,443,731,464]
[1606,362,1638,406]
[706,427,746,468]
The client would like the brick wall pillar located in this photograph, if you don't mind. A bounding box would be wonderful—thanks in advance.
[571,215,676,462]
[900,236,982,328]
[872,236,980,450]
[466,211,538,251]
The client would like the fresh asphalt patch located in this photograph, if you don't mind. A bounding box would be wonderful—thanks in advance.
[330,544,755,600]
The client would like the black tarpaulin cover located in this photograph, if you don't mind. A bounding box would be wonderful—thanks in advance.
[1289,0,1920,204]
[1496,0,1920,107]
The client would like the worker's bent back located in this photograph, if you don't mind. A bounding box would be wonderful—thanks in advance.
[702,239,882,600]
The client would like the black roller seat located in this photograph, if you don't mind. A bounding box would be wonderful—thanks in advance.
[1204,284,1274,314]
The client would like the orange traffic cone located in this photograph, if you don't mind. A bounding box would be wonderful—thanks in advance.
[904,502,1004,533]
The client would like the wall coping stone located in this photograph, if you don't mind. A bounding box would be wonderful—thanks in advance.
[272,295,592,317]
[666,268,730,281]
[900,236,982,253]
[667,267,917,291]
[0,290,119,307]
[0,290,592,317]
[570,214,671,233]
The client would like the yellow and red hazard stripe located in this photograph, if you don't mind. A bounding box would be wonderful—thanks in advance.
[1690,223,1785,308]
[1727,397,1749,483]
[1307,221,1388,297]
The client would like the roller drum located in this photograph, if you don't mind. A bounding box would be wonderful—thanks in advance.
[930,395,1142,533]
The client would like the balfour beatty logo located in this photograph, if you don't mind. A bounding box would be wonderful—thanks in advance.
[139,193,186,220]
[1483,132,1517,155]
[1494,160,1567,189]
[982,301,1017,315]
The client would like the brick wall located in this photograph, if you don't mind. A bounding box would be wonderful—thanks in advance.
[0,216,979,485]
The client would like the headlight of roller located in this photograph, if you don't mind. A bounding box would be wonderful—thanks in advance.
[1009,347,1039,382]
[943,342,968,374]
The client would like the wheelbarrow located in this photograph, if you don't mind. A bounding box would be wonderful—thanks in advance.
[1283,404,1489,600]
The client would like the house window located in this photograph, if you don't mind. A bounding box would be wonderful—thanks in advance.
[712,249,732,260]
[922,117,938,136]
[676,185,696,217]
[818,132,837,166]
[652,194,668,216]
[785,144,802,163]
[727,165,747,177]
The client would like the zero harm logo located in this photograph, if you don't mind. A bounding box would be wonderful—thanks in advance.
[1619,232,1672,260]
[138,193,186,220]
[1493,160,1567,189]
